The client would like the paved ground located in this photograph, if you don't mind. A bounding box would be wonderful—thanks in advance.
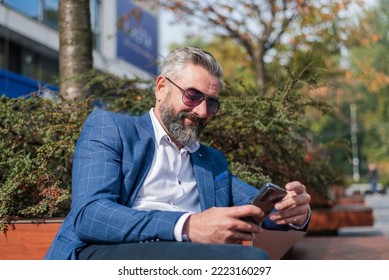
[364,193,389,238]
[284,192,389,260]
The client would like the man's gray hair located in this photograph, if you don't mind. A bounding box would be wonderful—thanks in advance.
[160,46,223,90]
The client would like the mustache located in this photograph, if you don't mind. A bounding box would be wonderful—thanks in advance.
[179,112,207,127]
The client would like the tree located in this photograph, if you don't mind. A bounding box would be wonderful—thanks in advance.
[58,0,93,100]
[346,0,389,184]
[158,0,370,96]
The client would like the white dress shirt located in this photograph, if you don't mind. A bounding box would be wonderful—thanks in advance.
[132,108,201,241]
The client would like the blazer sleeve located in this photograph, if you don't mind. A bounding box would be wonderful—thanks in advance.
[71,110,185,244]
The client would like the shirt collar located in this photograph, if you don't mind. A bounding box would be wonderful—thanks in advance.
[149,108,200,153]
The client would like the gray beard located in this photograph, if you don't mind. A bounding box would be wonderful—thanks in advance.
[159,104,206,147]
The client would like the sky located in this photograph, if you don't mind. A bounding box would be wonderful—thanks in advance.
[158,10,189,57]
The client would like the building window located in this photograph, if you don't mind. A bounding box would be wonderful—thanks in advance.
[3,0,100,50]
[3,0,40,20]
[90,0,101,51]
[20,46,59,84]
[3,0,58,29]
[43,0,59,29]
[0,39,58,84]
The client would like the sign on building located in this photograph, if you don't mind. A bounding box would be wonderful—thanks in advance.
[116,0,158,76]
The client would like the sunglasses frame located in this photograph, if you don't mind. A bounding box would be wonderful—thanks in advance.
[165,77,220,115]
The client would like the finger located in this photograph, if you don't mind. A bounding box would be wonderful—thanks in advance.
[233,212,263,231]
[275,190,311,211]
[274,212,308,226]
[231,204,263,218]
[275,202,310,218]
[285,181,307,194]
[270,205,311,224]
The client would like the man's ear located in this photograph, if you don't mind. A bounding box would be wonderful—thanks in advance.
[155,75,167,102]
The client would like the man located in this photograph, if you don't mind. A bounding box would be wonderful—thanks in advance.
[368,163,378,194]
[45,47,311,260]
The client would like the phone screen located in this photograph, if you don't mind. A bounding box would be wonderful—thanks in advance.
[241,182,287,224]
[251,182,287,214]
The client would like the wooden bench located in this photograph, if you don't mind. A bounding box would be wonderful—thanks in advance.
[0,220,303,260]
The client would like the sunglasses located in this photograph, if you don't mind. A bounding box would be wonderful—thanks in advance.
[165,77,220,115]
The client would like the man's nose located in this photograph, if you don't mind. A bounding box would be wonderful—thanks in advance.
[192,100,209,118]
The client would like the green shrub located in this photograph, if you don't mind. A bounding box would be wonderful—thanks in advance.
[0,74,156,232]
[0,94,91,232]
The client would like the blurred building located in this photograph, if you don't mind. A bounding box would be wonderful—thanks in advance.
[0,0,159,97]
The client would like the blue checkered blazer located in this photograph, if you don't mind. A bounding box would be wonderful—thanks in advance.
[44,109,290,260]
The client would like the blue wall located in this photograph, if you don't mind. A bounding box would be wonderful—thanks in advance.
[0,68,58,98]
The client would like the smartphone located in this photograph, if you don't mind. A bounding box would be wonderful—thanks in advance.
[241,182,287,224]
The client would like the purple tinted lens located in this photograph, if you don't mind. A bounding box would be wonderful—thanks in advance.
[183,89,219,114]
[206,99,219,114]
[183,89,203,106]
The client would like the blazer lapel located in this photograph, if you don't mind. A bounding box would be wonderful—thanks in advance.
[127,113,156,206]
[136,114,155,184]
[191,149,216,210]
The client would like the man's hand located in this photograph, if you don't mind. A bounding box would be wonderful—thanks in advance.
[182,205,264,244]
[269,181,311,227]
